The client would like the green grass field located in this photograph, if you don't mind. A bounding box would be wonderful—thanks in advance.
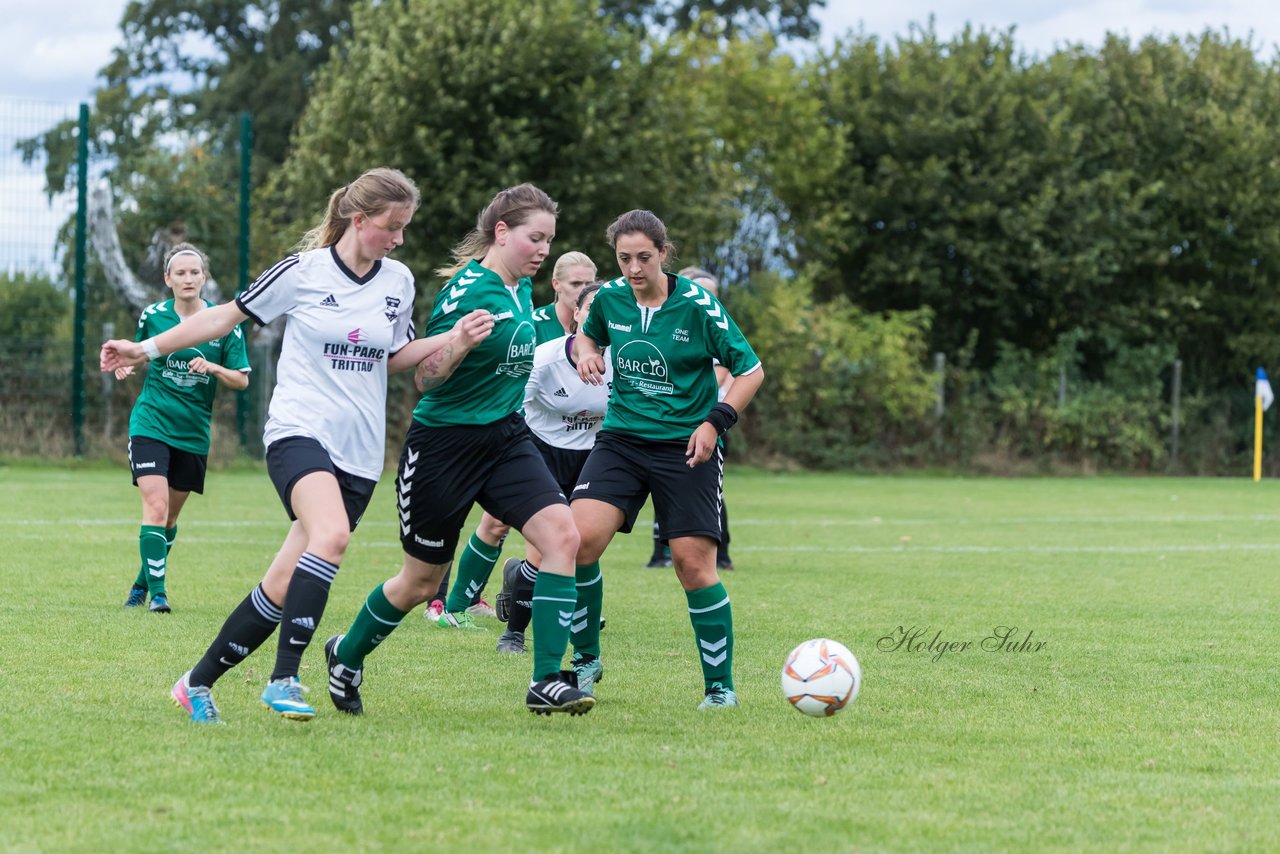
[2,463,1278,851]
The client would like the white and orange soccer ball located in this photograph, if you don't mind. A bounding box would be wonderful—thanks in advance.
[781,638,861,717]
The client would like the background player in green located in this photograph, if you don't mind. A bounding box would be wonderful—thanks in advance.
[572,209,764,709]
[115,242,250,613]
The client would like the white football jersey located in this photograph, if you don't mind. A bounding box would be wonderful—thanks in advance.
[236,246,416,480]
[523,335,612,451]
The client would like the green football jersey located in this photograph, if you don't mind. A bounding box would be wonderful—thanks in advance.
[580,274,761,442]
[128,299,251,454]
[531,301,569,343]
[412,260,538,427]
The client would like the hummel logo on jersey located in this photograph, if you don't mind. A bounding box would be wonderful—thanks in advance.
[608,321,632,332]
[320,294,340,308]
[292,616,316,630]
[554,387,568,397]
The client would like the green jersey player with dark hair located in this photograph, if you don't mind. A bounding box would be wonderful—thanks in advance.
[572,209,764,709]
[116,242,250,614]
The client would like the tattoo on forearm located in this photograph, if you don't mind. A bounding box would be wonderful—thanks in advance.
[416,343,455,391]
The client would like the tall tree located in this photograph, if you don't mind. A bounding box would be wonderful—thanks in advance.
[265,0,745,295]
[20,0,356,286]
[796,25,1280,385]
[600,0,827,40]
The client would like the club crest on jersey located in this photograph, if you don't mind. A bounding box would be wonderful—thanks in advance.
[496,321,537,378]
[615,340,673,396]
[384,296,401,322]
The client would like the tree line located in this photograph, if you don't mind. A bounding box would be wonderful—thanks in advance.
[20,0,1280,470]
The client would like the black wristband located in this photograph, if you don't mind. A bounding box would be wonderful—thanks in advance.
[704,402,739,436]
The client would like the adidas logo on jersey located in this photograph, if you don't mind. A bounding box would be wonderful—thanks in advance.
[320,294,340,309]
[554,387,568,397]
[292,616,316,630]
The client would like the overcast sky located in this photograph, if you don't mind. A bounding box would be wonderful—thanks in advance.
[5,1,1280,104]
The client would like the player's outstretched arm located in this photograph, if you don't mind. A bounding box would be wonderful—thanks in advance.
[101,301,249,372]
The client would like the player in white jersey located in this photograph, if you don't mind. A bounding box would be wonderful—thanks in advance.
[101,168,492,724]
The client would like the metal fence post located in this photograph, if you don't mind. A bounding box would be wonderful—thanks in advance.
[252,336,275,459]
[236,111,253,451]
[933,352,946,417]
[1170,358,1182,469]
[101,321,114,443]
[72,102,89,456]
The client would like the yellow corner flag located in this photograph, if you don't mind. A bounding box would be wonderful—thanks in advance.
[1254,368,1273,481]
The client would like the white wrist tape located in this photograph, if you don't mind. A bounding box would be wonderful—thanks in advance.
[141,338,161,361]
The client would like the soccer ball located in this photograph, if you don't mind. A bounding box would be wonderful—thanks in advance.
[781,638,861,717]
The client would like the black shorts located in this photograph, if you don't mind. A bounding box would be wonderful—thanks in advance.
[265,436,378,532]
[398,414,568,564]
[531,434,592,496]
[571,430,723,541]
[128,435,207,494]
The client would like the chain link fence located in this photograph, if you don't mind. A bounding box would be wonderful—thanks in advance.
[1,97,79,456]
[1,96,261,461]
